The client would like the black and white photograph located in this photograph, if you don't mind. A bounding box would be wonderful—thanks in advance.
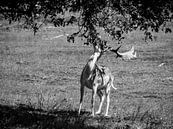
[0,0,173,129]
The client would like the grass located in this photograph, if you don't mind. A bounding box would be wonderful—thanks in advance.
[0,22,173,129]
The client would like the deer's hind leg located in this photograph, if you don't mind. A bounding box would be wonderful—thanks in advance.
[96,90,105,115]
[105,84,111,117]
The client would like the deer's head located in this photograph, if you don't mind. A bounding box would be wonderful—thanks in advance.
[93,40,111,54]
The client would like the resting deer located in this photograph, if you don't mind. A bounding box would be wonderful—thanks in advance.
[78,43,119,117]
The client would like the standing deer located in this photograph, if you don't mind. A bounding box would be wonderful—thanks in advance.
[78,43,120,117]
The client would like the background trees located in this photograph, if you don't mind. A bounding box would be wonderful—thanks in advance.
[0,0,173,45]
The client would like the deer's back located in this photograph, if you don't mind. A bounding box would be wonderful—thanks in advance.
[80,64,113,89]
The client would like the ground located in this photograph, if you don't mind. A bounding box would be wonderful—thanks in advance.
[0,22,173,129]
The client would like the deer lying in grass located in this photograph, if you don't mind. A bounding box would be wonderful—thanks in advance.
[111,46,137,60]
[78,43,119,117]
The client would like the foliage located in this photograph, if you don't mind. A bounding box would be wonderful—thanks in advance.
[0,0,173,45]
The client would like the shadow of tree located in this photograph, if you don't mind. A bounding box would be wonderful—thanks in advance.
[0,104,119,129]
[0,104,164,129]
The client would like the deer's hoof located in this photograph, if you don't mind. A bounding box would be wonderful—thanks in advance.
[104,114,111,118]
[95,111,101,115]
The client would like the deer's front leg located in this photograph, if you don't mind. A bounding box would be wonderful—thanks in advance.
[91,85,97,117]
[105,86,111,117]
[78,84,85,115]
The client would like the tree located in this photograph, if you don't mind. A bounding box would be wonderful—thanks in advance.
[0,0,173,46]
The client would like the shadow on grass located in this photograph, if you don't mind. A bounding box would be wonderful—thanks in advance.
[0,104,165,129]
[0,104,123,129]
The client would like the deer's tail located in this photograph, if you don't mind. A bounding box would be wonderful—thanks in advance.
[110,76,117,90]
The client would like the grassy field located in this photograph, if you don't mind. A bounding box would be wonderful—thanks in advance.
[0,23,173,129]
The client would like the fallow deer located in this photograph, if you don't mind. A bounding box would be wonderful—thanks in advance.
[78,43,119,117]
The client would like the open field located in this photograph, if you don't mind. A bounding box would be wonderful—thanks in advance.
[0,23,173,129]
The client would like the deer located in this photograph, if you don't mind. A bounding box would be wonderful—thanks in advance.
[78,42,120,117]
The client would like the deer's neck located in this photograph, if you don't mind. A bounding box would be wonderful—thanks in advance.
[88,52,101,71]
